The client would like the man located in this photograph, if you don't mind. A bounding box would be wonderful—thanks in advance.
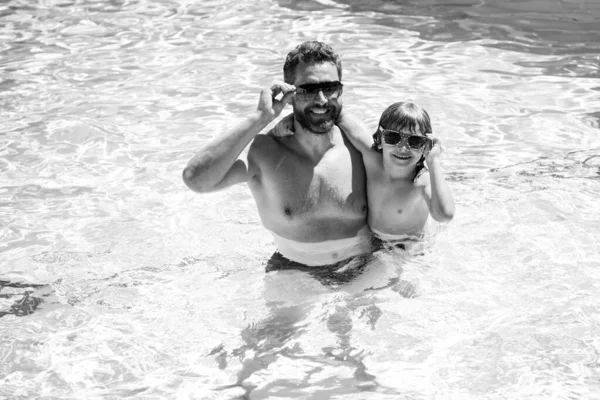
[182,41,372,268]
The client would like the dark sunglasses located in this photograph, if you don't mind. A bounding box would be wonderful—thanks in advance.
[295,81,343,101]
[380,128,429,150]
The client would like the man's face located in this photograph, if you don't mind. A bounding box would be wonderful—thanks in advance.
[291,62,342,134]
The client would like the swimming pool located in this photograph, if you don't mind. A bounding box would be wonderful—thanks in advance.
[1,0,599,398]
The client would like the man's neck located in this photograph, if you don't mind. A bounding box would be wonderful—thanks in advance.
[291,120,338,163]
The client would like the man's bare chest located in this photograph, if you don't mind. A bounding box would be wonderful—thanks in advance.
[254,145,366,218]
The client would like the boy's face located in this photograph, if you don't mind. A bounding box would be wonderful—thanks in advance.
[379,127,427,169]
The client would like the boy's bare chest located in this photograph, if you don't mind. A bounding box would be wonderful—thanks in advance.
[368,179,428,230]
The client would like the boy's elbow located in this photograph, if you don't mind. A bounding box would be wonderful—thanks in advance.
[433,213,453,225]
[439,212,454,224]
[433,204,455,224]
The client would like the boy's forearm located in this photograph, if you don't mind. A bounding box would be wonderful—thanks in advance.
[183,111,270,192]
[427,158,455,223]
[337,109,362,136]
[337,109,372,151]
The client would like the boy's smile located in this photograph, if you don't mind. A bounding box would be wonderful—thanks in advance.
[391,152,414,161]
[385,137,424,166]
[388,148,420,167]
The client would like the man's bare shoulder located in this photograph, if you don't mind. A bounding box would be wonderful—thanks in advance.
[249,132,275,152]
[248,131,290,162]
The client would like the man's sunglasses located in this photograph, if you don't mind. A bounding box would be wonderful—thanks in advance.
[295,81,343,101]
[380,128,429,150]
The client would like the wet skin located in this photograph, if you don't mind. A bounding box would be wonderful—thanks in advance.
[248,62,367,242]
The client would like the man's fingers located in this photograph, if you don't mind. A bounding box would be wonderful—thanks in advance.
[270,82,295,97]
[280,90,296,105]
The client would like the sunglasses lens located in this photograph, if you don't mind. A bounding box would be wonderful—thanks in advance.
[295,92,311,101]
[382,130,428,149]
[321,87,338,97]
[383,132,401,145]
[408,136,427,149]
[296,82,342,101]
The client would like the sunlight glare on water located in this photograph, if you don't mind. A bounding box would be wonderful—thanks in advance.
[1,0,599,398]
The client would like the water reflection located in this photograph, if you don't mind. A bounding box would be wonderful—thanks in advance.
[208,246,422,396]
[0,280,48,318]
[1,0,599,397]
[279,0,600,65]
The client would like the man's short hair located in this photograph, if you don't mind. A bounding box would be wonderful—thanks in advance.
[283,41,343,84]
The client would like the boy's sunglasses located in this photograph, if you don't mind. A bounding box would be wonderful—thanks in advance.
[295,81,343,101]
[380,128,429,150]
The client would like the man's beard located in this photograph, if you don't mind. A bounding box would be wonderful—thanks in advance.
[293,103,342,134]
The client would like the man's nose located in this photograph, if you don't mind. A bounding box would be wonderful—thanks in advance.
[314,89,328,104]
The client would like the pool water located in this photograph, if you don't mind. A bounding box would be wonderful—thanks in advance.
[1,0,599,398]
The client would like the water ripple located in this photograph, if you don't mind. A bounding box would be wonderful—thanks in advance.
[1,0,600,398]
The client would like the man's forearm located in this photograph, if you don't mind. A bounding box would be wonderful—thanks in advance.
[182,111,270,192]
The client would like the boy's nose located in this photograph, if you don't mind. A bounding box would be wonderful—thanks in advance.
[398,139,410,149]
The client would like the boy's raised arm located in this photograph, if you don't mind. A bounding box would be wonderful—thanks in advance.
[336,109,374,154]
[421,136,455,223]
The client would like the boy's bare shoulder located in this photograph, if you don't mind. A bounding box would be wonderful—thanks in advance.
[361,147,383,166]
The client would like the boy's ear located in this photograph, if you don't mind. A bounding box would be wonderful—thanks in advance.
[372,132,381,148]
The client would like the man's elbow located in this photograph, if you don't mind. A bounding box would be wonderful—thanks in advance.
[182,166,213,193]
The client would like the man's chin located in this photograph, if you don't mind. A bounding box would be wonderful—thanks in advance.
[294,108,338,134]
[301,115,336,133]
[308,120,335,134]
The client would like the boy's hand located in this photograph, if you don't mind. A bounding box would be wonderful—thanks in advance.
[425,134,443,163]
[272,113,295,137]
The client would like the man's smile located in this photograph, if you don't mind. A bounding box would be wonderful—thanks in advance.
[309,107,330,115]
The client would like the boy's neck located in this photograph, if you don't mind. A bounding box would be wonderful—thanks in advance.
[382,165,417,181]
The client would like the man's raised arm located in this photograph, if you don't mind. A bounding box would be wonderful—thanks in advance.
[182,81,296,193]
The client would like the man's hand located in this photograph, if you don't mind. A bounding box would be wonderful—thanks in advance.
[257,81,296,122]
[272,113,295,137]
[425,134,443,164]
